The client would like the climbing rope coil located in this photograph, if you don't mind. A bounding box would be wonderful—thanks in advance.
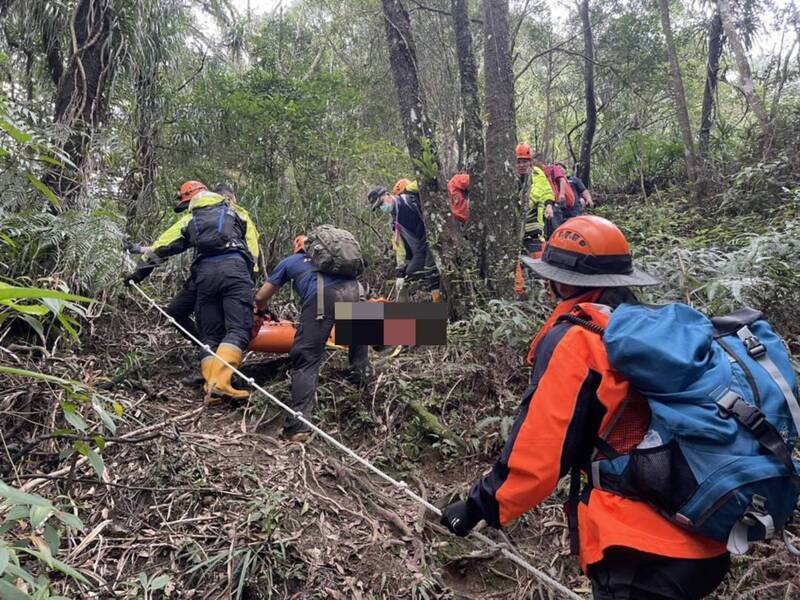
[129,282,583,600]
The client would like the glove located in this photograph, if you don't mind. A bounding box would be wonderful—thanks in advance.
[122,271,142,287]
[440,499,481,537]
[395,277,405,291]
[122,240,146,254]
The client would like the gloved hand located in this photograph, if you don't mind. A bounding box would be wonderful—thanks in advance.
[122,239,147,254]
[440,499,481,537]
[395,277,405,291]
[122,271,142,287]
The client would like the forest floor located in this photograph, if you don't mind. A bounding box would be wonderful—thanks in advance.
[5,194,800,598]
[6,300,799,599]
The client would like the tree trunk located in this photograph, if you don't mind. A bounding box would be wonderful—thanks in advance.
[380,0,466,310]
[716,0,771,136]
[48,0,115,206]
[125,0,164,236]
[451,0,484,202]
[698,10,723,161]
[658,0,698,181]
[577,0,596,186]
[478,0,518,296]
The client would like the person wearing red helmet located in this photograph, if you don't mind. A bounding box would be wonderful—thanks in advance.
[514,143,558,297]
[124,181,262,402]
[441,216,730,600]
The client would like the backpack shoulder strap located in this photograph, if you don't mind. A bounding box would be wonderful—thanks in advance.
[555,312,606,336]
[316,271,324,320]
[735,325,800,434]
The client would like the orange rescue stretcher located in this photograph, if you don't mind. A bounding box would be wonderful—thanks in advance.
[247,298,388,354]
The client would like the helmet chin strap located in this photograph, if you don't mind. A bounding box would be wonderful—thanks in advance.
[550,280,591,301]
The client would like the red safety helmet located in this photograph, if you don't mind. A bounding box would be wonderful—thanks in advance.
[293,234,307,254]
[515,143,532,160]
[174,180,207,212]
[521,216,659,288]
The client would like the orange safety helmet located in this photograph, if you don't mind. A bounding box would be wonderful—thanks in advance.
[392,178,412,195]
[520,216,659,288]
[515,143,532,160]
[293,234,307,254]
[174,180,207,212]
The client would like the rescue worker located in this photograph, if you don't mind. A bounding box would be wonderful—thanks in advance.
[367,185,441,303]
[123,182,246,388]
[123,181,261,402]
[446,173,470,229]
[254,235,370,443]
[556,162,595,219]
[441,216,730,600]
[539,158,570,217]
[514,143,556,298]
[392,178,412,195]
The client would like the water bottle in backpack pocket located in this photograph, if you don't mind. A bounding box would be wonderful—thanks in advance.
[593,303,800,554]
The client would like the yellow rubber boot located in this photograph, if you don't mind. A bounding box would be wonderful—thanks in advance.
[206,343,250,401]
[201,356,217,391]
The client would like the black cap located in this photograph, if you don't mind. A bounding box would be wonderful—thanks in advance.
[367,186,388,210]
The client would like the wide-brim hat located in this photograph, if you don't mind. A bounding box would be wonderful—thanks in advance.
[521,254,659,287]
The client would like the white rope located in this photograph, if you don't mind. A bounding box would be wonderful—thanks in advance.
[129,282,583,600]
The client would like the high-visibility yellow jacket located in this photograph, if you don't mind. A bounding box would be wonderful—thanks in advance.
[135,192,260,281]
[523,166,555,235]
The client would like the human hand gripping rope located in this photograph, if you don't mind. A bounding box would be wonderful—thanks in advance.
[129,281,583,600]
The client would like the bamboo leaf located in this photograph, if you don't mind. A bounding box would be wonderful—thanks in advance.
[87,449,104,478]
[0,578,32,600]
[0,482,53,508]
[0,286,91,304]
[0,546,9,575]
[54,510,84,532]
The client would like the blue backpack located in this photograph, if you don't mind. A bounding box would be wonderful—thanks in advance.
[586,303,800,554]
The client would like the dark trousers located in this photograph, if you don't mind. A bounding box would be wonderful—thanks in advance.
[405,250,440,292]
[194,255,254,352]
[588,549,730,600]
[165,278,200,341]
[284,281,370,435]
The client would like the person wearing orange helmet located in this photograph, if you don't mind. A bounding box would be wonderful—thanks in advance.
[514,143,558,297]
[392,178,412,195]
[254,233,370,443]
[124,180,262,402]
[441,216,730,600]
[123,182,251,389]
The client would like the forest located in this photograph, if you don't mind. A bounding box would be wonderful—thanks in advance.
[1,0,799,597]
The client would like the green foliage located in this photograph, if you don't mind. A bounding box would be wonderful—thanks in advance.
[411,137,439,182]
[0,103,69,211]
[0,208,127,294]
[0,283,92,344]
[0,481,87,597]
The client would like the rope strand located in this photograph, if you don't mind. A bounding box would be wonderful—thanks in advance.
[129,282,583,600]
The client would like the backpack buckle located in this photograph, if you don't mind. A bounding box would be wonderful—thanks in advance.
[742,335,766,359]
[717,393,765,431]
